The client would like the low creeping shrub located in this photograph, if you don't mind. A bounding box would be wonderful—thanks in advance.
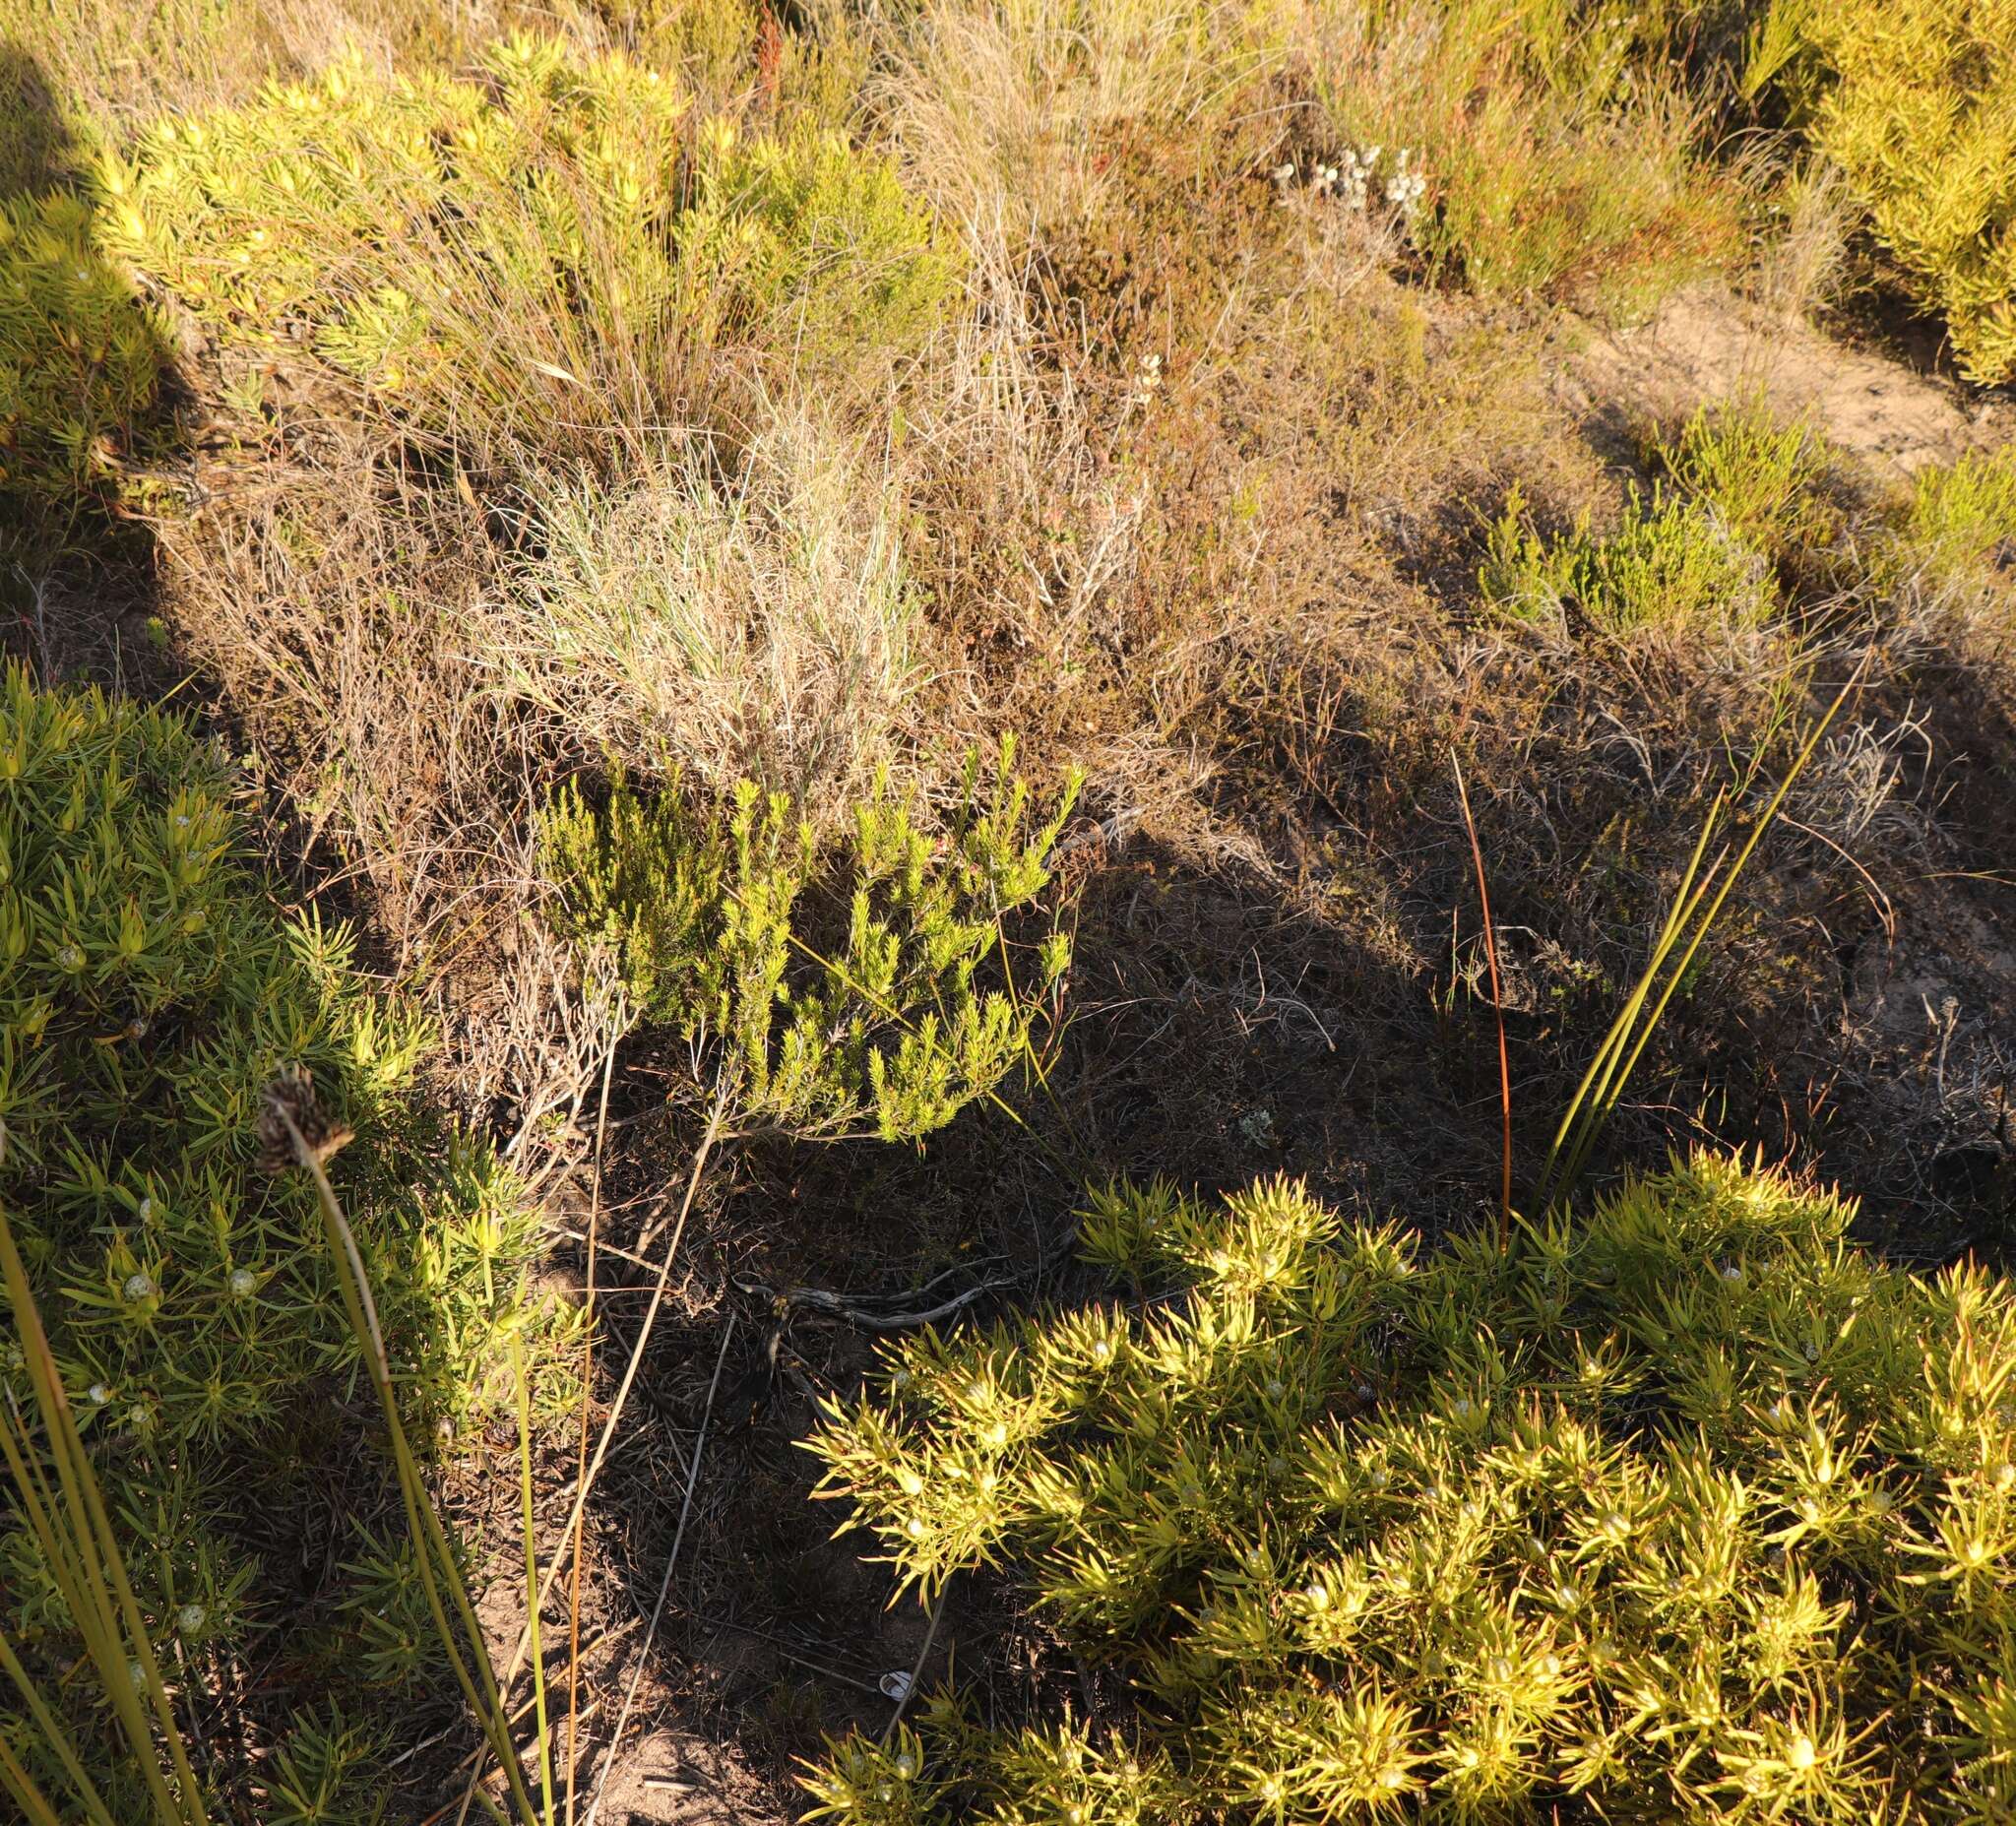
[0,664,550,1811]
[539,742,1079,1142]
[1901,446,2016,597]
[805,1153,2016,1822]
[1650,399,1837,566]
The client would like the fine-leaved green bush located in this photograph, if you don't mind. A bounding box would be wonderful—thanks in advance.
[1901,445,2016,596]
[1650,399,1837,567]
[805,1153,2016,1822]
[0,190,171,516]
[0,664,549,1812]
[1480,483,1773,637]
[95,34,959,454]
[540,744,1078,1141]
[1792,0,2016,385]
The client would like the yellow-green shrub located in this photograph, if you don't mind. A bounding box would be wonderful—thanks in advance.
[0,190,171,512]
[806,1155,2016,1822]
[1762,0,2016,383]
[540,745,1077,1141]
[1903,445,2016,590]
[1480,484,1774,636]
[97,34,959,452]
[0,664,546,1813]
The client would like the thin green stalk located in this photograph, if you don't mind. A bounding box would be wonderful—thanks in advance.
[0,1620,115,1824]
[267,1100,542,1825]
[0,1723,67,1826]
[1531,664,1862,1213]
[1534,799,1725,1211]
[0,1201,209,1826]
[513,1336,556,1824]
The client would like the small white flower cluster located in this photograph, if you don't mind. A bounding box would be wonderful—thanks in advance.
[1382,147,1427,216]
[1126,350,1163,407]
[1272,145,1428,222]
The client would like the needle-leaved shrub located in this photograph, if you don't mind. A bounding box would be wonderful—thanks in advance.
[540,745,1077,1142]
[94,34,958,449]
[805,1154,2016,1822]
[0,664,547,1814]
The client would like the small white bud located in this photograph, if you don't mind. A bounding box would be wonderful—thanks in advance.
[88,1383,110,1406]
[123,1273,157,1303]
[176,1604,206,1634]
[229,1268,257,1297]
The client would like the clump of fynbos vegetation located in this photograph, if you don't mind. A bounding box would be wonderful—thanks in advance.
[1900,446,2016,598]
[0,191,171,512]
[0,664,551,1815]
[1477,400,1855,638]
[92,33,957,453]
[1295,0,1741,312]
[490,412,917,815]
[540,741,1078,1142]
[1776,0,2016,385]
[1479,484,1773,637]
[805,1154,2016,1822]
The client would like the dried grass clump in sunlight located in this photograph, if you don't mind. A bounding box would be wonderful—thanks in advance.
[870,0,1251,247]
[156,451,624,1115]
[486,411,919,822]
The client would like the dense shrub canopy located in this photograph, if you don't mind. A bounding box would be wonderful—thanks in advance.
[1800,0,2016,385]
[807,1156,2016,1822]
[0,665,544,1811]
[94,35,958,446]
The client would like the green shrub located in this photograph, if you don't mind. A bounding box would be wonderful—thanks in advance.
[0,664,547,1807]
[1651,399,1837,565]
[95,35,958,453]
[0,189,172,515]
[1480,483,1774,637]
[1791,0,2016,385]
[1901,445,2016,594]
[805,1153,2016,1822]
[540,744,1078,1141]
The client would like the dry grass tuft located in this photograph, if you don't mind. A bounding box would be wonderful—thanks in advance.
[479,409,919,821]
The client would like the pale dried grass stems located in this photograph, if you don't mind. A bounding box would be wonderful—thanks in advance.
[871,0,1260,246]
[155,449,609,1113]
[479,409,919,824]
